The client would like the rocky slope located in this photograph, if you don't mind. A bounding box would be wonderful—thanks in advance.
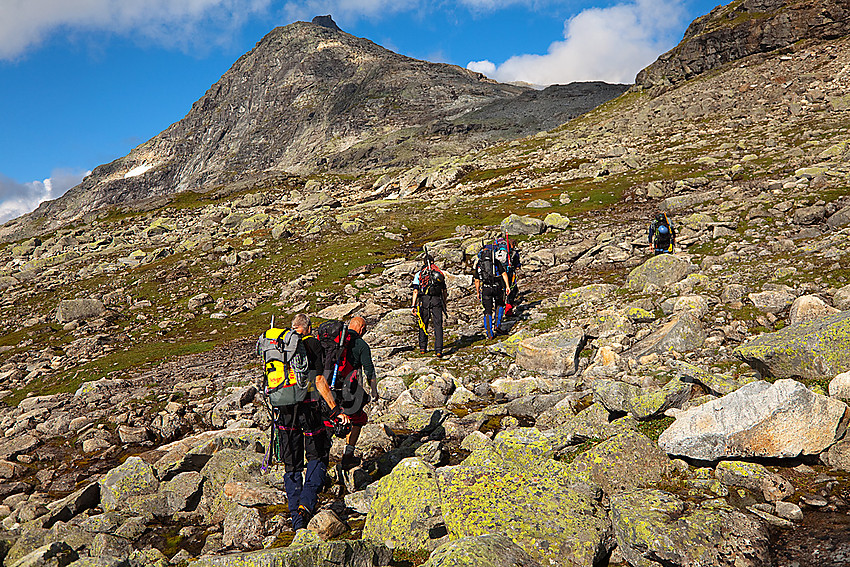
[636,0,850,90]
[0,17,626,242]
[1,6,850,567]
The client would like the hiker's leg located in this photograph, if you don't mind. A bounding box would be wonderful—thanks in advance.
[482,290,495,338]
[417,305,429,352]
[432,303,443,354]
[302,405,329,514]
[278,408,306,529]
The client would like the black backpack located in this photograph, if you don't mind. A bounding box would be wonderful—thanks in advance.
[477,246,500,286]
[316,320,354,387]
[419,264,445,296]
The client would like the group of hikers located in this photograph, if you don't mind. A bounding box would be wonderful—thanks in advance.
[258,213,675,532]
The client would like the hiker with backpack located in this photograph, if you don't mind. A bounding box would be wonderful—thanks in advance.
[473,242,511,339]
[316,316,378,469]
[256,313,349,531]
[494,235,521,316]
[411,249,448,357]
[648,212,676,255]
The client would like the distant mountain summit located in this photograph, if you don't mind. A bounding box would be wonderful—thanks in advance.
[637,0,850,89]
[2,17,626,239]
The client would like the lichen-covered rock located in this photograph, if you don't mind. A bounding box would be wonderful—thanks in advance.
[565,430,671,496]
[592,380,641,414]
[822,438,850,472]
[99,457,159,513]
[668,360,755,396]
[423,534,543,567]
[556,284,617,308]
[547,403,636,451]
[500,214,545,235]
[628,375,694,420]
[627,311,705,358]
[192,539,392,567]
[735,310,850,379]
[516,328,586,377]
[714,461,794,502]
[626,254,695,291]
[200,449,264,524]
[153,428,265,480]
[222,504,263,549]
[611,490,771,567]
[492,428,553,470]
[659,379,849,460]
[362,457,444,553]
[8,542,79,567]
[438,455,613,567]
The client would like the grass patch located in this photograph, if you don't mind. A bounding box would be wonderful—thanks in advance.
[637,416,675,442]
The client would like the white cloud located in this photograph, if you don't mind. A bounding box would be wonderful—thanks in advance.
[0,169,88,224]
[0,0,274,60]
[467,0,687,85]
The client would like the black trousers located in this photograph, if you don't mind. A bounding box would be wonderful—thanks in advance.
[275,401,329,528]
[418,295,444,354]
[481,284,505,316]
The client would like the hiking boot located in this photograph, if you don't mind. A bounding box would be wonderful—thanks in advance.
[297,504,314,526]
[340,453,361,469]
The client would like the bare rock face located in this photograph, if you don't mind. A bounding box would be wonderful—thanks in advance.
[636,0,850,89]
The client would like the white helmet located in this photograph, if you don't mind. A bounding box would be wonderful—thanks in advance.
[495,249,508,263]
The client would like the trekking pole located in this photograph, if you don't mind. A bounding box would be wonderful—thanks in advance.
[330,325,347,389]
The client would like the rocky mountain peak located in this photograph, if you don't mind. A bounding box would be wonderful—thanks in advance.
[1,19,626,242]
[636,0,850,90]
[311,14,342,31]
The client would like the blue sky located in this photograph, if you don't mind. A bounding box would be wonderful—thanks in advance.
[0,0,721,223]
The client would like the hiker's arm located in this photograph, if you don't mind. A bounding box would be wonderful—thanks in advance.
[411,288,419,311]
[474,278,481,298]
[315,374,349,424]
[502,272,510,289]
[442,287,448,308]
[359,341,378,399]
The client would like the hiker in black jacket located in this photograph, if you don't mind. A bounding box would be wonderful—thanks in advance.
[411,256,448,357]
[473,245,510,339]
[281,314,348,530]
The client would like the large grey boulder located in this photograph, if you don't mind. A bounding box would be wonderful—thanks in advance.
[423,534,543,567]
[626,254,695,291]
[8,542,79,567]
[668,360,756,396]
[827,205,850,229]
[611,490,771,567]
[789,295,839,325]
[835,284,850,311]
[627,311,705,358]
[515,328,586,377]
[748,289,795,314]
[193,539,392,566]
[658,379,849,460]
[565,430,671,496]
[734,310,850,379]
[56,299,106,323]
[500,214,545,235]
[99,457,159,513]
[362,457,444,553]
[714,461,794,503]
[438,445,614,567]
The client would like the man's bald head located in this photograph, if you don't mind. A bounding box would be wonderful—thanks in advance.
[348,316,366,335]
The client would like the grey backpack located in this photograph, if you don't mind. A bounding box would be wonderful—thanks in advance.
[256,327,311,406]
